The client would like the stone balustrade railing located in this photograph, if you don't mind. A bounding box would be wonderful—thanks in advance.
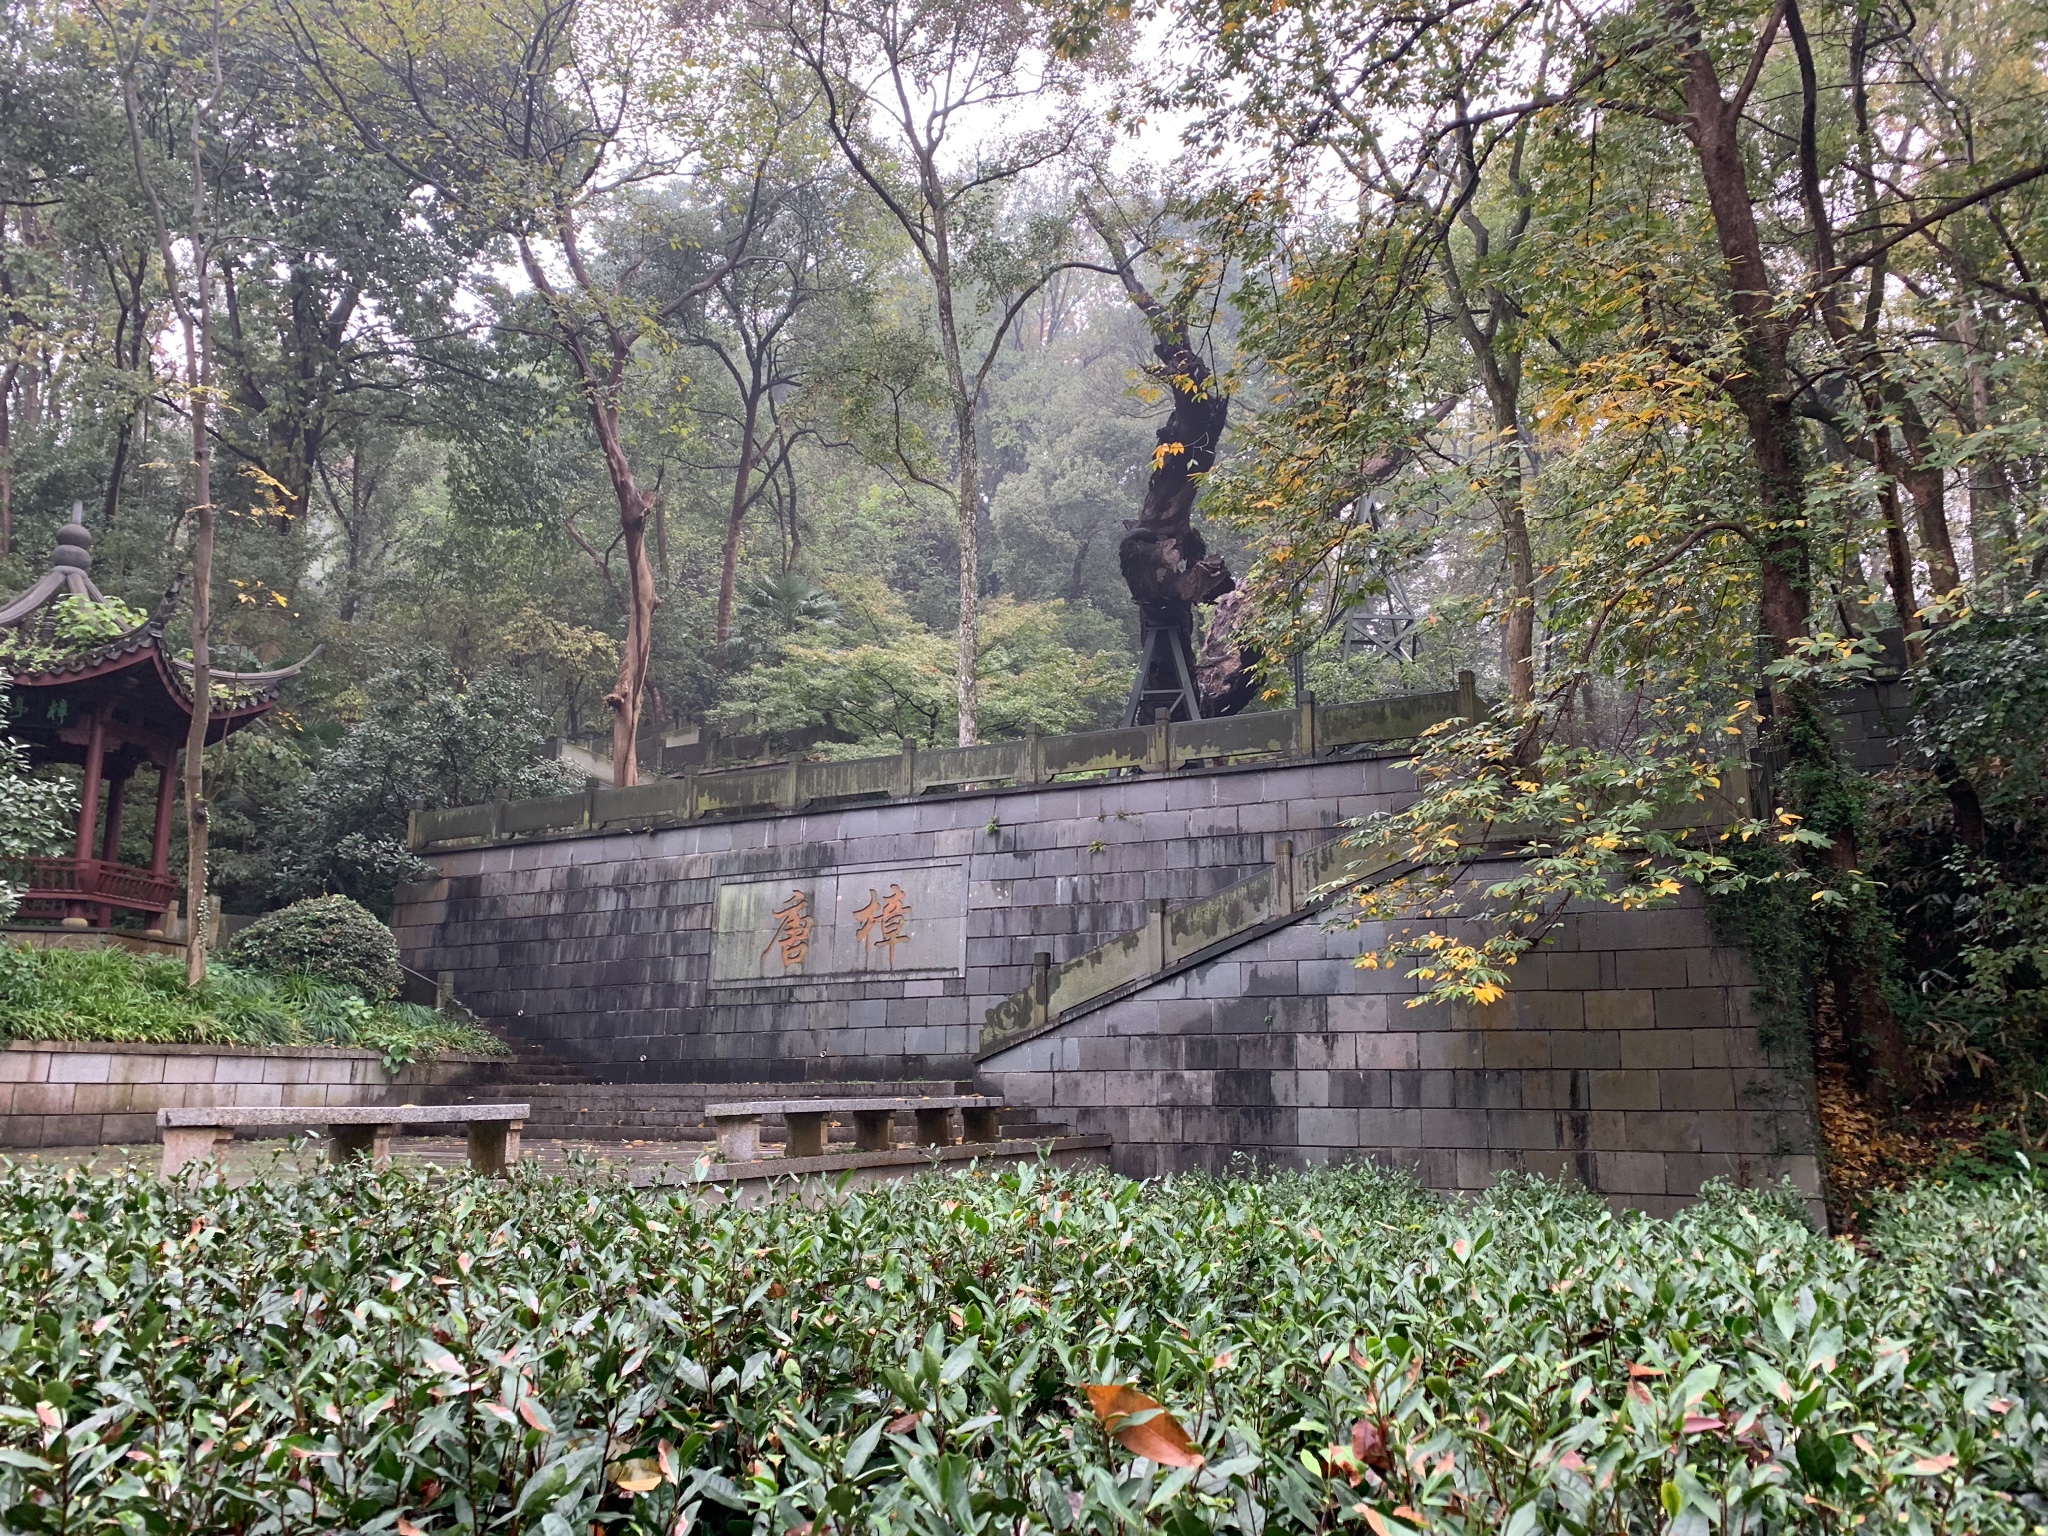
[977,833,1406,1057]
[407,678,1482,854]
[975,765,1758,1058]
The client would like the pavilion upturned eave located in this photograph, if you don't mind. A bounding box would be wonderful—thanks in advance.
[9,642,287,764]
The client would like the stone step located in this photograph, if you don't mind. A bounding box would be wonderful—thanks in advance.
[439,1078,972,1103]
[509,1107,1034,1137]
[423,1079,991,1141]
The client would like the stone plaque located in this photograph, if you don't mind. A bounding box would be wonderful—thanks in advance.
[711,863,966,984]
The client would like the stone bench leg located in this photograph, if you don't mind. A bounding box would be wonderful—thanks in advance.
[782,1112,827,1159]
[330,1123,399,1167]
[962,1107,1001,1144]
[467,1119,523,1176]
[161,1127,234,1178]
[715,1114,762,1162]
[852,1109,895,1152]
[915,1107,956,1147]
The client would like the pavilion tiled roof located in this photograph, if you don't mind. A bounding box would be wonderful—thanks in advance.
[1,504,315,725]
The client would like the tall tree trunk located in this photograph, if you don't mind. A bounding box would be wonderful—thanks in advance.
[1474,366,1536,709]
[1672,1,1909,1097]
[1893,411,1963,602]
[932,269,981,746]
[1674,26,1813,657]
[180,301,215,988]
[336,453,368,624]
[952,406,982,747]
[609,486,657,785]
[102,416,134,531]
[1954,308,2014,590]
[715,392,764,647]
[1875,443,1923,658]
[120,36,218,985]
[0,361,14,557]
[1090,211,1237,718]
[1501,482,1536,708]
[1437,237,1536,710]
[584,394,659,787]
[520,224,679,787]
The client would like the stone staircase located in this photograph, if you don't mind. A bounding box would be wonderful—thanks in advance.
[426,1042,1071,1148]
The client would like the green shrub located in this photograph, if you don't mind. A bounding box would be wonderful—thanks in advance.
[224,893,403,1000]
[0,940,503,1059]
[0,1162,2037,1534]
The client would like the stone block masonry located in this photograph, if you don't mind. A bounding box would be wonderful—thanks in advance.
[393,752,1818,1215]
[0,1043,502,1149]
[975,871,1818,1219]
[393,755,1420,1083]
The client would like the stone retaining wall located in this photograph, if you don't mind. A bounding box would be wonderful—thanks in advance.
[393,755,1419,1082]
[975,875,1819,1219]
[0,1043,502,1149]
[392,750,1822,1216]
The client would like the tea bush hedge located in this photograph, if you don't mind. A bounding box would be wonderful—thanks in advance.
[0,1161,2039,1534]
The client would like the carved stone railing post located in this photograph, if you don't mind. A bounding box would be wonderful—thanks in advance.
[1145,897,1169,972]
[1275,838,1297,912]
[681,765,700,820]
[1026,725,1045,785]
[1032,951,1052,1028]
[1297,692,1317,758]
[581,776,599,829]
[778,757,802,812]
[1458,669,1480,724]
[1146,707,1171,774]
[898,738,918,799]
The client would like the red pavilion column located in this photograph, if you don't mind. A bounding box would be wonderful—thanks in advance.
[145,759,177,937]
[65,710,106,928]
[149,760,176,877]
[100,772,128,862]
[94,771,130,928]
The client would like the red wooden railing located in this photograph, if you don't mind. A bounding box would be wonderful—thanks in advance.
[6,857,179,924]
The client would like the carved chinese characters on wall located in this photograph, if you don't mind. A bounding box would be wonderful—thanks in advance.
[760,889,815,971]
[712,864,964,984]
[852,884,912,965]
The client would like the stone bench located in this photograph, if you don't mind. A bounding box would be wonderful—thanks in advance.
[158,1103,531,1177]
[705,1095,1003,1162]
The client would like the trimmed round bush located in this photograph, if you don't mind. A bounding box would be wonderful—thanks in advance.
[224,894,403,1001]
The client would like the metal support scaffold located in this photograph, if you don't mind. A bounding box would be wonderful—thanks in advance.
[1122,618,1204,726]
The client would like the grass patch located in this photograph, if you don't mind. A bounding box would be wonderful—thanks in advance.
[0,1161,2039,1532]
[0,942,506,1065]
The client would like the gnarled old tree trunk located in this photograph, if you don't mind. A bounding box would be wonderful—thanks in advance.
[1094,216,1256,719]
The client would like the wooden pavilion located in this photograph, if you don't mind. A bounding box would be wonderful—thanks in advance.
[0,506,309,932]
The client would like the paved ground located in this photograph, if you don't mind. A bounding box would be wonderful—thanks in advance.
[1,1133,1109,1196]
[5,1135,724,1184]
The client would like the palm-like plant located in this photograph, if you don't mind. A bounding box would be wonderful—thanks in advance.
[738,572,837,634]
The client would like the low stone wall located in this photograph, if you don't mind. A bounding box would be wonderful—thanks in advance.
[975,879,1821,1220]
[0,1042,504,1149]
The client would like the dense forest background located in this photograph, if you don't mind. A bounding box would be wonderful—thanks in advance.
[4,0,2047,1159]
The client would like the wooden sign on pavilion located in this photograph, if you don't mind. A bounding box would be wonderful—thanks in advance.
[0,506,310,933]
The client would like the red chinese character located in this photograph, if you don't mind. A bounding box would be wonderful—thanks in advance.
[760,889,814,970]
[853,884,914,965]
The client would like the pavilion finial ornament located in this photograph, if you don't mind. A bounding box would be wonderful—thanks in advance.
[51,505,91,572]
[0,503,109,628]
